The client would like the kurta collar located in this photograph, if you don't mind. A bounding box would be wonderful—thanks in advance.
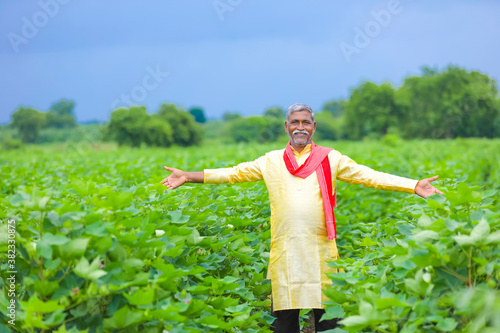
[291,144,312,157]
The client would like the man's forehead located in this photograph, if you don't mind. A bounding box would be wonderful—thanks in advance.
[289,110,313,121]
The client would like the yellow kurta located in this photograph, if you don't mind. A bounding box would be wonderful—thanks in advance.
[204,144,418,311]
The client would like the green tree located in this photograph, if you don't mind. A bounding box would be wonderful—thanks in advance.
[50,99,75,116]
[189,107,206,123]
[494,98,500,137]
[398,66,499,139]
[264,107,284,119]
[46,99,77,128]
[106,106,173,147]
[322,99,346,118]
[228,116,282,143]
[157,103,202,146]
[344,82,402,140]
[11,107,46,143]
[314,112,340,141]
[222,112,242,122]
[143,115,174,147]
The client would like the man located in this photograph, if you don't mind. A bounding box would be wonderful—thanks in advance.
[161,103,443,332]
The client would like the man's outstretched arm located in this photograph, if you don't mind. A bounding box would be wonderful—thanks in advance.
[335,153,443,199]
[162,154,266,189]
[161,166,204,189]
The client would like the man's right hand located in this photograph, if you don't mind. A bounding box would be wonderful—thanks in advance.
[162,166,187,189]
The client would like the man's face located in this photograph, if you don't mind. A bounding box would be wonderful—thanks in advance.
[285,110,316,148]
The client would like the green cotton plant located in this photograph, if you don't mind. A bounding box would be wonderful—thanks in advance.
[323,181,500,333]
[0,139,498,332]
[0,146,275,332]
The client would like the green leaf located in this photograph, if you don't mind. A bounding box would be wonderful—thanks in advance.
[58,238,89,260]
[25,296,64,314]
[444,219,464,231]
[404,269,433,296]
[41,233,70,245]
[197,314,228,329]
[187,228,204,245]
[486,231,500,244]
[34,280,59,297]
[104,306,144,329]
[413,230,439,242]
[436,317,458,332]
[47,211,63,227]
[482,189,497,198]
[359,237,378,246]
[42,309,65,326]
[375,298,409,309]
[321,305,345,321]
[323,288,349,304]
[74,257,107,281]
[37,232,71,258]
[123,258,144,271]
[340,315,368,327]
[470,219,490,240]
[417,214,433,227]
[453,219,490,246]
[169,210,189,224]
[427,199,444,210]
[85,222,110,237]
[124,288,155,305]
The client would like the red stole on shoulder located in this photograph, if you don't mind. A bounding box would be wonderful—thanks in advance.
[283,141,337,240]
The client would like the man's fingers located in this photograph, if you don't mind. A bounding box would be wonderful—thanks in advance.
[164,166,175,172]
[436,189,444,195]
[428,175,439,182]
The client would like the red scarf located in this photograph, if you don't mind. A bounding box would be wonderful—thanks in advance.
[283,141,337,240]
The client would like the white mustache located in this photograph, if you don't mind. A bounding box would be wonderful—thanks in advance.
[293,130,309,135]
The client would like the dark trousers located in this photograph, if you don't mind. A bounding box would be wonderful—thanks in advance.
[271,308,340,333]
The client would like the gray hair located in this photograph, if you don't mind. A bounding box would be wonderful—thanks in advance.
[286,103,315,122]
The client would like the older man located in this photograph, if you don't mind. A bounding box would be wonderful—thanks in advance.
[161,103,442,332]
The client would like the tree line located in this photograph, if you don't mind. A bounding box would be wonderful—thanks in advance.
[209,66,500,143]
[326,66,500,140]
[4,65,500,148]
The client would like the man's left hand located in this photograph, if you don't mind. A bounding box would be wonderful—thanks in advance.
[415,175,444,198]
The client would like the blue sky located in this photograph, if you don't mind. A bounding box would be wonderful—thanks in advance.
[1,0,499,123]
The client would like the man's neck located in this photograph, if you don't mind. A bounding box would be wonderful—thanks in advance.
[292,144,305,153]
[291,142,311,154]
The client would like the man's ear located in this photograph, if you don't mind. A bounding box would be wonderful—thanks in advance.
[313,121,317,133]
[284,121,288,132]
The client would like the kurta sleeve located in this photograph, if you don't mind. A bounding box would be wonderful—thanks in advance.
[335,153,418,193]
[204,155,266,184]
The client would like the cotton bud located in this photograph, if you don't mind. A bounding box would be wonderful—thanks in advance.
[155,230,165,236]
